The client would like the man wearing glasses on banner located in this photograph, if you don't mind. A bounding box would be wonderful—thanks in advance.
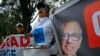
[62,20,82,56]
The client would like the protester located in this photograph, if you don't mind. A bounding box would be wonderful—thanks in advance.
[16,23,25,34]
[25,2,57,56]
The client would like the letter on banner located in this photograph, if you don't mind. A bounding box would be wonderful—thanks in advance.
[84,0,100,48]
[92,11,100,36]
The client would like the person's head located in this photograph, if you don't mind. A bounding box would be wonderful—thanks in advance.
[62,20,82,56]
[37,2,49,17]
[16,23,24,34]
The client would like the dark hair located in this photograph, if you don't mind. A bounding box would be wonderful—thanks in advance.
[37,2,45,9]
[36,2,50,13]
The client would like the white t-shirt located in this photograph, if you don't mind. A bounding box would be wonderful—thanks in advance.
[31,17,57,54]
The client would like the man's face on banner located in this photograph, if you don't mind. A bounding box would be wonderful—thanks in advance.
[62,21,82,56]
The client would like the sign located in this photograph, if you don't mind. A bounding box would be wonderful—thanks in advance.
[54,0,100,56]
[23,48,50,56]
[84,0,100,48]
[0,34,33,56]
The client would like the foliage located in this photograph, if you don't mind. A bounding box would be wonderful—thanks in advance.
[0,14,21,44]
[0,0,68,44]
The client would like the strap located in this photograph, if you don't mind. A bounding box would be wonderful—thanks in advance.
[49,37,55,48]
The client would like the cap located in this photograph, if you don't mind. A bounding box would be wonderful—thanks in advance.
[16,23,23,27]
[36,2,50,12]
[36,2,45,9]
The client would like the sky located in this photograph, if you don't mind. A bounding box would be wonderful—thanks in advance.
[0,0,2,4]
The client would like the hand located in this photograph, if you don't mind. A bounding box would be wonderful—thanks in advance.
[24,33,32,39]
[40,45,49,48]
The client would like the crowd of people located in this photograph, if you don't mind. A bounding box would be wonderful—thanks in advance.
[1,2,57,56]
[0,2,83,56]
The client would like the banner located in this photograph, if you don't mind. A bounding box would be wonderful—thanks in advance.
[0,34,33,56]
[53,0,100,56]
